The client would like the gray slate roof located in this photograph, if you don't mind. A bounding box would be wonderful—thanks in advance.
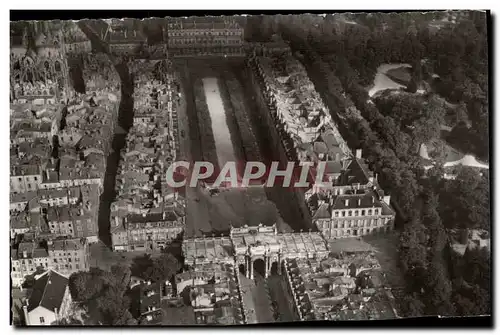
[27,270,68,313]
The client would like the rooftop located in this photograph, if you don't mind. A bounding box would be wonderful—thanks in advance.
[278,232,329,255]
[27,270,69,313]
[183,237,234,264]
[50,238,87,251]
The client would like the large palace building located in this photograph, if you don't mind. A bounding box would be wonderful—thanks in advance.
[309,150,396,239]
[167,17,245,57]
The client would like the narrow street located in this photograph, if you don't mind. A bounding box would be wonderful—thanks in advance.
[79,22,135,247]
[266,274,299,322]
[238,273,275,324]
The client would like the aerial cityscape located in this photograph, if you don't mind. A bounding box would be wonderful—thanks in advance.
[10,11,490,326]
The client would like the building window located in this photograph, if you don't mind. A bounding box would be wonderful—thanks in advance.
[341,211,345,217]
[334,211,339,218]
[361,210,366,216]
[348,211,352,217]
[354,210,359,216]
[368,209,372,216]
[40,317,45,324]
[375,209,379,215]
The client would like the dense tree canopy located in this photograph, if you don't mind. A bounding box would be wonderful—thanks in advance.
[68,266,135,325]
[131,252,180,284]
[438,166,490,230]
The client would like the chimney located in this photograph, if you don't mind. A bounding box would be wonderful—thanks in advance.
[356,149,362,159]
[383,195,391,205]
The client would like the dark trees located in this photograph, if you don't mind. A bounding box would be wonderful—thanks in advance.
[68,266,136,325]
[144,253,180,283]
[438,166,490,230]
[131,252,180,284]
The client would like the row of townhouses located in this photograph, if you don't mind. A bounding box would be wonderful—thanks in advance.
[246,51,395,239]
[110,60,185,252]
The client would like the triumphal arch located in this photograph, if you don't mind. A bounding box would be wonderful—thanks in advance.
[182,223,330,280]
[230,224,282,279]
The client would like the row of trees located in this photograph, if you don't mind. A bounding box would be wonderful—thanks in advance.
[399,190,455,316]
[399,177,490,317]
